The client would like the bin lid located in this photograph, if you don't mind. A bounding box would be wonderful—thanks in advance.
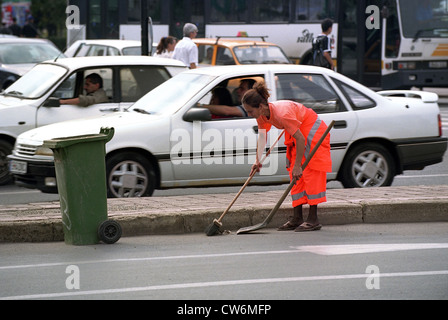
[42,127,115,149]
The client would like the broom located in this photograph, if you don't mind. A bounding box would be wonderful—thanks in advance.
[205,130,285,236]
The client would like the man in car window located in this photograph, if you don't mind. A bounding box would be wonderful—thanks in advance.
[60,73,108,107]
[202,79,256,118]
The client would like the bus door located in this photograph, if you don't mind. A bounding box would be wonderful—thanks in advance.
[337,0,382,88]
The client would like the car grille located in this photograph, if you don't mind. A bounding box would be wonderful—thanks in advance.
[16,144,37,157]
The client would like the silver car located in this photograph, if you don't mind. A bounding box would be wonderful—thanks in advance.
[0,37,64,90]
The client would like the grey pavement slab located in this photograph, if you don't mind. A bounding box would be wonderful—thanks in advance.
[0,185,447,242]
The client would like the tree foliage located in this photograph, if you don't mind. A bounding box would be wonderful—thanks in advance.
[30,0,67,36]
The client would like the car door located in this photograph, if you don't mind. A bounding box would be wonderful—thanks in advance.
[171,74,288,185]
[272,72,358,178]
[36,67,116,127]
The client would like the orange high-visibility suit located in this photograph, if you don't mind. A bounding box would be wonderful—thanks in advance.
[256,101,331,207]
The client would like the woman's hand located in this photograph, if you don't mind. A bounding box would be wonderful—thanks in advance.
[292,165,303,181]
[250,162,262,176]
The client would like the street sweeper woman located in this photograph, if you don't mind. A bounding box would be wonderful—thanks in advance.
[242,82,332,232]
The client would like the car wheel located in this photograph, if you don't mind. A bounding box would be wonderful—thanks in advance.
[106,152,156,198]
[0,140,14,185]
[340,142,395,188]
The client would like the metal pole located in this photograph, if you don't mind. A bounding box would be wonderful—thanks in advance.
[141,0,149,56]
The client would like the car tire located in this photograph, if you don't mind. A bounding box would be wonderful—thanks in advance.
[106,152,156,198]
[340,142,395,188]
[0,140,14,186]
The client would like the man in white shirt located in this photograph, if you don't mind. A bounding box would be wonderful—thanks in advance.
[173,23,199,69]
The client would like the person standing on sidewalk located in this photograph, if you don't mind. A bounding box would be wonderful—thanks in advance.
[242,82,332,232]
[172,23,199,69]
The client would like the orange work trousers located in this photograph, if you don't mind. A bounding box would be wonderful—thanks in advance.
[286,140,328,207]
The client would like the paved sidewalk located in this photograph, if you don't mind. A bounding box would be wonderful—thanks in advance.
[1,185,448,242]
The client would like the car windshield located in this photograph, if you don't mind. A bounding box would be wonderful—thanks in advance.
[399,0,448,39]
[234,45,290,64]
[2,64,67,99]
[0,43,62,64]
[130,73,217,115]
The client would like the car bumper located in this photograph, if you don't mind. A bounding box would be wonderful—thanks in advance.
[8,155,58,193]
[394,136,448,171]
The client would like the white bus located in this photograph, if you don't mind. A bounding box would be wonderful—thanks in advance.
[69,0,448,89]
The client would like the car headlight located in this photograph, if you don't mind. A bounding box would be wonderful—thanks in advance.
[35,146,54,156]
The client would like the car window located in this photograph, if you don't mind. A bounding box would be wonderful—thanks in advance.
[74,44,91,57]
[275,73,344,114]
[87,45,108,56]
[216,47,235,65]
[122,47,141,55]
[197,76,265,120]
[120,66,172,102]
[107,47,120,56]
[234,45,290,64]
[52,73,77,99]
[333,79,377,110]
[52,68,114,101]
[198,45,214,64]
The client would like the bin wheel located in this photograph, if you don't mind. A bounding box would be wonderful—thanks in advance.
[98,220,122,244]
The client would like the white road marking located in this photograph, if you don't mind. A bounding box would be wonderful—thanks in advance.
[2,270,447,300]
[292,243,448,255]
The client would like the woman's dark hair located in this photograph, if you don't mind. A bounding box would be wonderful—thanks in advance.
[156,36,176,54]
[212,87,233,105]
[241,82,270,108]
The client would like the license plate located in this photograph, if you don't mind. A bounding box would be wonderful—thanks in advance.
[9,160,27,174]
[429,61,447,69]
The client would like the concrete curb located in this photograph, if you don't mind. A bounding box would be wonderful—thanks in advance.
[1,185,447,242]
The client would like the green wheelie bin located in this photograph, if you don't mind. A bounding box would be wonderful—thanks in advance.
[43,127,122,245]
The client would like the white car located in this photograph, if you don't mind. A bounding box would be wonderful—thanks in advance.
[64,39,157,57]
[0,56,187,185]
[9,65,447,197]
[0,37,65,90]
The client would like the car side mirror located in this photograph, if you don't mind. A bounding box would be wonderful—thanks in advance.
[183,108,212,122]
[43,97,61,108]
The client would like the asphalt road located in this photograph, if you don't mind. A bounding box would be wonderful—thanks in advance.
[0,223,447,300]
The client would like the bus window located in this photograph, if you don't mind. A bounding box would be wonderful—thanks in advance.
[295,0,336,21]
[251,0,290,22]
[209,0,248,23]
[385,3,400,58]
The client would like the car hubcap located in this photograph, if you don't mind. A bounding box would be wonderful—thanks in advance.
[352,151,388,187]
[109,161,148,197]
